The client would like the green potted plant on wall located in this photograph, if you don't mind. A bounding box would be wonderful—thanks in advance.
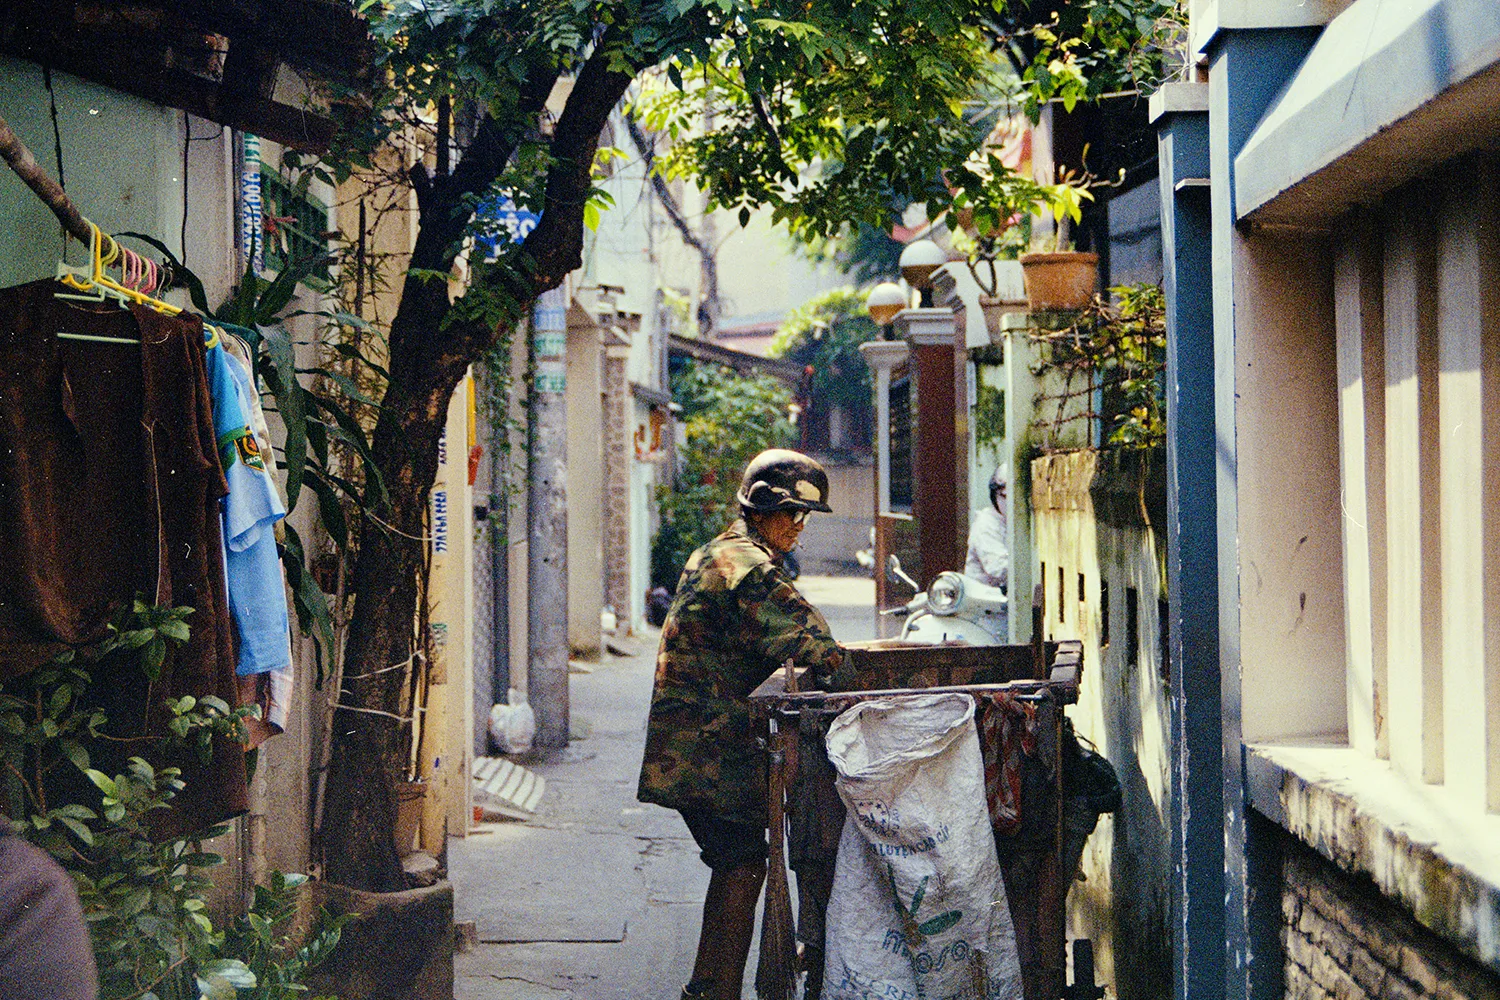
[945,149,1102,312]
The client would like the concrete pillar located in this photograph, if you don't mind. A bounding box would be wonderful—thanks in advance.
[602,344,632,625]
[1000,313,1041,645]
[1152,80,1224,1000]
[1434,162,1500,810]
[1205,27,1323,1000]
[860,338,910,632]
[566,309,603,662]
[421,374,475,846]
[1384,198,1443,785]
[1333,214,1387,760]
[529,286,570,749]
[859,340,910,516]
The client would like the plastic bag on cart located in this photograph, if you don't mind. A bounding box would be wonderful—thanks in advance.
[822,692,1023,1000]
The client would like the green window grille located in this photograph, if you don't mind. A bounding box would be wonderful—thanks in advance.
[259,167,329,276]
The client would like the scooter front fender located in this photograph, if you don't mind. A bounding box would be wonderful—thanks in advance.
[899,613,1001,646]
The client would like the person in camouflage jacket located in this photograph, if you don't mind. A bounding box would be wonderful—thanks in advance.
[638,449,851,1000]
[637,518,851,823]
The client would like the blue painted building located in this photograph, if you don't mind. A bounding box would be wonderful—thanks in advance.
[1156,2,1500,998]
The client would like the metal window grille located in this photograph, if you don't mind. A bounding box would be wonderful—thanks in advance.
[259,168,329,277]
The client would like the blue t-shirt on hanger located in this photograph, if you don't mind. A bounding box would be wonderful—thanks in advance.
[204,327,291,677]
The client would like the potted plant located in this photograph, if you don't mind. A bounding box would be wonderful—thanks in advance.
[945,152,1100,312]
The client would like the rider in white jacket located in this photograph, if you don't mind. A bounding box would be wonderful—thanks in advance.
[965,464,1010,592]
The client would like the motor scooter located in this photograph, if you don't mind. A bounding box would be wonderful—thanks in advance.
[882,555,1008,644]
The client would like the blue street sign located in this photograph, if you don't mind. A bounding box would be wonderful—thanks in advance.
[475,194,541,260]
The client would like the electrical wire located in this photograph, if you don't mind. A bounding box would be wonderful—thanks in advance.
[42,64,68,250]
[181,110,190,266]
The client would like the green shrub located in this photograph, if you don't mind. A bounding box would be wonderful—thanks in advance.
[651,361,795,588]
[0,601,347,1000]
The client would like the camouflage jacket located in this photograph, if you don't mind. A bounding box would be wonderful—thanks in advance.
[637,520,853,826]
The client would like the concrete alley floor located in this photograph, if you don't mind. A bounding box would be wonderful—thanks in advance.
[450,574,876,1000]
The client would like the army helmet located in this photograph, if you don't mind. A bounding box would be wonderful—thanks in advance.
[737,449,833,514]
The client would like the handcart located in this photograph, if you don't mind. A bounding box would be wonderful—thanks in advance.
[749,625,1090,1000]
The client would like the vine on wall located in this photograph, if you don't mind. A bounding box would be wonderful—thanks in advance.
[1028,282,1166,453]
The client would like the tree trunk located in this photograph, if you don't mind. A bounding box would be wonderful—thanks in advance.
[318,46,636,891]
[322,277,476,890]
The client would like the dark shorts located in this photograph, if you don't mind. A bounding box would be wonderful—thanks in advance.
[679,810,768,871]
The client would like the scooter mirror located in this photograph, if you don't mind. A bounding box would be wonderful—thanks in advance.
[886,555,920,592]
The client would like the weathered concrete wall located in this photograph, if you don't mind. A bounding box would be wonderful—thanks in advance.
[795,457,874,574]
[1031,449,1171,1000]
[566,317,604,660]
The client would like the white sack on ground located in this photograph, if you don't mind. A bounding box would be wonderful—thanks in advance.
[488,688,536,754]
[822,693,1022,1000]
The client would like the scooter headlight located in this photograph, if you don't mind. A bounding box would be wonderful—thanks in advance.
[927,572,965,615]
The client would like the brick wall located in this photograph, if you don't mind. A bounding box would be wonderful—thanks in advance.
[601,354,631,621]
[1282,839,1500,1000]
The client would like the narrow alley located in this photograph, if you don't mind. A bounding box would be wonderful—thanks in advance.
[451,576,877,1000]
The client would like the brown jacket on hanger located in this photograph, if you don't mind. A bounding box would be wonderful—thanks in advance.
[0,280,248,837]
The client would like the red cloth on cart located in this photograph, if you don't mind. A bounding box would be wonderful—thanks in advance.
[979,691,1038,836]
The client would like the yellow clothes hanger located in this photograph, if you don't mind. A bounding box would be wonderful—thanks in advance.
[57,222,183,317]
[55,223,120,307]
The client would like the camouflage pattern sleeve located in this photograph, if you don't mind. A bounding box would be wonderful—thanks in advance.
[741,565,855,692]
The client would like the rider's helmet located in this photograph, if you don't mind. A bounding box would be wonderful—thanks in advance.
[989,463,1010,512]
[736,449,833,515]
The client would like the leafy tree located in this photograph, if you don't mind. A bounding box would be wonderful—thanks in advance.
[291,0,1178,890]
[766,287,882,450]
[801,222,906,287]
[652,360,795,587]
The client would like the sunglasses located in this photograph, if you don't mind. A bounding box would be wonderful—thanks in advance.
[791,510,808,526]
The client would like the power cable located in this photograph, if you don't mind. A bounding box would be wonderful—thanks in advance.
[42,65,67,248]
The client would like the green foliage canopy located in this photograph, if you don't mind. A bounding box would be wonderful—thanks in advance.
[651,361,795,588]
[767,287,881,412]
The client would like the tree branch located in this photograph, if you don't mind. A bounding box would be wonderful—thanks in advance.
[0,109,91,242]
[511,39,638,299]
[748,88,784,163]
[409,66,561,272]
[624,115,719,321]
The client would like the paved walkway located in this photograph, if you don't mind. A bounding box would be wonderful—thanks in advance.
[451,574,876,1000]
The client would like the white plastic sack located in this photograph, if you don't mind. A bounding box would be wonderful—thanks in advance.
[822,693,1022,1000]
[488,689,536,755]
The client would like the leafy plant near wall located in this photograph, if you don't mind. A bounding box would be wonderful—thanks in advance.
[767,287,882,432]
[974,381,1007,453]
[122,237,386,688]
[0,602,347,1000]
[1002,3,1189,121]
[651,360,796,589]
[1028,282,1166,451]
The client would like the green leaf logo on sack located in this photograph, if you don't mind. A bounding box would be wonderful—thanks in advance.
[888,865,964,948]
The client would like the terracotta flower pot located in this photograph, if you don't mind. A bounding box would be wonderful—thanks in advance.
[1019,251,1099,311]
